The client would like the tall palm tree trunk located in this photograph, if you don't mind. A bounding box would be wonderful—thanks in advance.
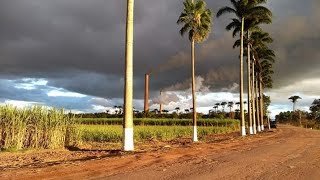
[293,102,296,111]
[255,75,261,132]
[252,61,257,134]
[240,17,246,136]
[268,114,271,129]
[247,32,253,135]
[123,0,134,151]
[191,39,198,142]
[259,77,264,131]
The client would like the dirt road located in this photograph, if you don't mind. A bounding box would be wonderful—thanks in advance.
[1,125,320,180]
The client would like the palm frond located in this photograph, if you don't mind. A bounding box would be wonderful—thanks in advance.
[232,26,241,37]
[179,23,191,36]
[233,39,241,49]
[217,6,236,17]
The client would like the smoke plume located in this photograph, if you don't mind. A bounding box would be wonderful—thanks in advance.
[150,92,180,106]
[221,83,239,92]
[164,76,210,93]
[148,52,188,75]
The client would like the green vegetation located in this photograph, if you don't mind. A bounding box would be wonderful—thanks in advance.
[78,125,239,143]
[77,118,239,127]
[0,104,240,150]
[76,118,239,143]
[310,99,320,120]
[276,110,320,130]
[0,105,75,150]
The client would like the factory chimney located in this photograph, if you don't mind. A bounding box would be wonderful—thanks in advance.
[159,90,163,114]
[144,74,149,112]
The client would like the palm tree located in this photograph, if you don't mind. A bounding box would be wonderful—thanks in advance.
[177,0,212,142]
[221,102,227,112]
[118,106,123,114]
[217,0,272,136]
[248,31,272,133]
[289,96,302,111]
[213,105,218,112]
[175,107,180,113]
[235,102,240,108]
[253,38,273,132]
[215,103,220,112]
[235,31,274,133]
[217,0,246,136]
[123,0,134,151]
[251,62,257,133]
[227,2,272,134]
[250,34,274,132]
[228,101,234,112]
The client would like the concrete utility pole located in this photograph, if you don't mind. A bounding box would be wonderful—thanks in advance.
[123,0,135,151]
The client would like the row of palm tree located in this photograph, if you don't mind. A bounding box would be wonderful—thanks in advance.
[213,102,236,112]
[217,0,274,136]
[217,0,275,135]
[123,0,275,150]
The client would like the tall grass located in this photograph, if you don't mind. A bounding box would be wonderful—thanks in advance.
[77,118,239,127]
[77,124,239,143]
[0,105,75,150]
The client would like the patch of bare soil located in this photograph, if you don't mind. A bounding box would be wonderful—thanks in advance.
[0,128,286,180]
[0,132,242,171]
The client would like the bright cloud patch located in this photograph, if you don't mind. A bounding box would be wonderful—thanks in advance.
[13,78,48,90]
[47,89,86,98]
[92,105,107,112]
[266,78,320,118]
[2,100,43,108]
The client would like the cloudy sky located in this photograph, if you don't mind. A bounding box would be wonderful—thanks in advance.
[0,0,319,118]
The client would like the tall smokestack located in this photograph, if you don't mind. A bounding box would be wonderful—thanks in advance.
[159,90,163,114]
[144,74,149,112]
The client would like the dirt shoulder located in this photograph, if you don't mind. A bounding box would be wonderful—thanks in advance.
[2,125,318,180]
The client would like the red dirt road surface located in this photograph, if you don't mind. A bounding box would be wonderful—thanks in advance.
[1,125,320,180]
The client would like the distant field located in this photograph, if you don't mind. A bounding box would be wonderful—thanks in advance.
[0,107,240,150]
[76,122,239,143]
[76,118,239,127]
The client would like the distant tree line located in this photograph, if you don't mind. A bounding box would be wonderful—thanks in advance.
[275,98,320,129]
[73,95,271,121]
[73,111,204,119]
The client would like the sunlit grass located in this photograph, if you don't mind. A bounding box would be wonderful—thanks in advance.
[0,105,75,150]
[77,124,239,143]
[77,118,239,127]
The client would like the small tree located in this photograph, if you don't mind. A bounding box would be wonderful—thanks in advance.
[289,95,302,111]
[310,99,320,120]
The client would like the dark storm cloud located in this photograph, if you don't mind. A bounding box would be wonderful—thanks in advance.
[0,0,318,102]
[266,0,320,90]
